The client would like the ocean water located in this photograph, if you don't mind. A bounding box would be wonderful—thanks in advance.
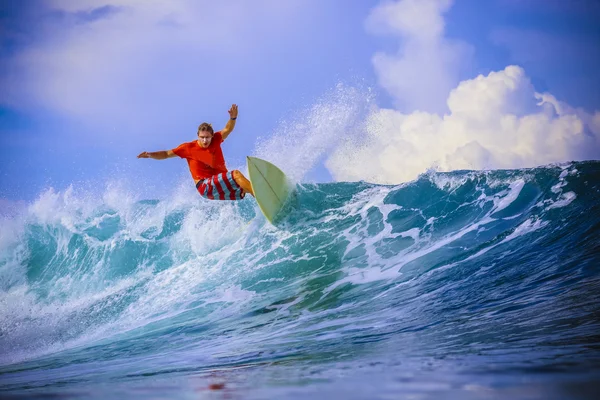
[1,161,599,399]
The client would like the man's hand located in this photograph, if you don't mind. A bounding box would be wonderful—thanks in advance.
[228,104,238,119]
[137,151,150,158]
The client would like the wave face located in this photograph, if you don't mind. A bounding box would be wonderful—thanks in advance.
[1,161,599,399]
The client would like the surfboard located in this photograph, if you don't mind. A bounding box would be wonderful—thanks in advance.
[246,156,293,225]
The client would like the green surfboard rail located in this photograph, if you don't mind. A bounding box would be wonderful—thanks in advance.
[247,156,291,224]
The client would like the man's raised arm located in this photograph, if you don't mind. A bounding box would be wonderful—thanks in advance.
[137,150,177,160]
[221,104,238,141]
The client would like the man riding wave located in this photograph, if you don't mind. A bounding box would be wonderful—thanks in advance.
[137,104,254,200]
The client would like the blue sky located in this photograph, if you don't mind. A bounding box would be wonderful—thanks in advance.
[1,0,599,202]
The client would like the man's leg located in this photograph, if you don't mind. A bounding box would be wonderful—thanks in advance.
[232,170,254,197]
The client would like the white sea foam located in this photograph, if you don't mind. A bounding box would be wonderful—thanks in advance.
[0,161,584,369]
[254,84,373,182]
[491,179,525,214]
[0,181,271,366]
[546,191,577,210]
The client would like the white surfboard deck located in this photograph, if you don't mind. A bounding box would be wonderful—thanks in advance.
[246,156,293,225]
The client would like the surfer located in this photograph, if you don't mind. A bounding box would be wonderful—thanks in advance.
[137,104,254,200]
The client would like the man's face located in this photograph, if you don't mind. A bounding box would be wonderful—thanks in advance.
[197,130,213,148]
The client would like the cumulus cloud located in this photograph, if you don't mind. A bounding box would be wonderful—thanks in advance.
[326,65,600,184]
[365,0,473,113]
[0,0,307,137]
[324,0,600,184]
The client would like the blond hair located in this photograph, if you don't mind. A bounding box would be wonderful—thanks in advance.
[197,122,214,135]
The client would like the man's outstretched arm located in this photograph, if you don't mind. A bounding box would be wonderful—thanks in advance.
[137,150,177,159]
[221,104,238,141]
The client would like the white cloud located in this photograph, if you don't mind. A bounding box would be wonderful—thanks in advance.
[323,0,600,184]
[0,0,307,137]
[326,65,600,184]
[365,0,473,113]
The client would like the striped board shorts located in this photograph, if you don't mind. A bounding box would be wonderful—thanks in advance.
[196,171,245,201]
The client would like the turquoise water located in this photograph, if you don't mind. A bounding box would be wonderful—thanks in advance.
[1,161,599,399]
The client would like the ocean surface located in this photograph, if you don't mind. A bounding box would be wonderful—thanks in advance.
[1,161,599,399]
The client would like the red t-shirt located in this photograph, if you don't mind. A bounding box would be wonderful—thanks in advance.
[172,132,227,180]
